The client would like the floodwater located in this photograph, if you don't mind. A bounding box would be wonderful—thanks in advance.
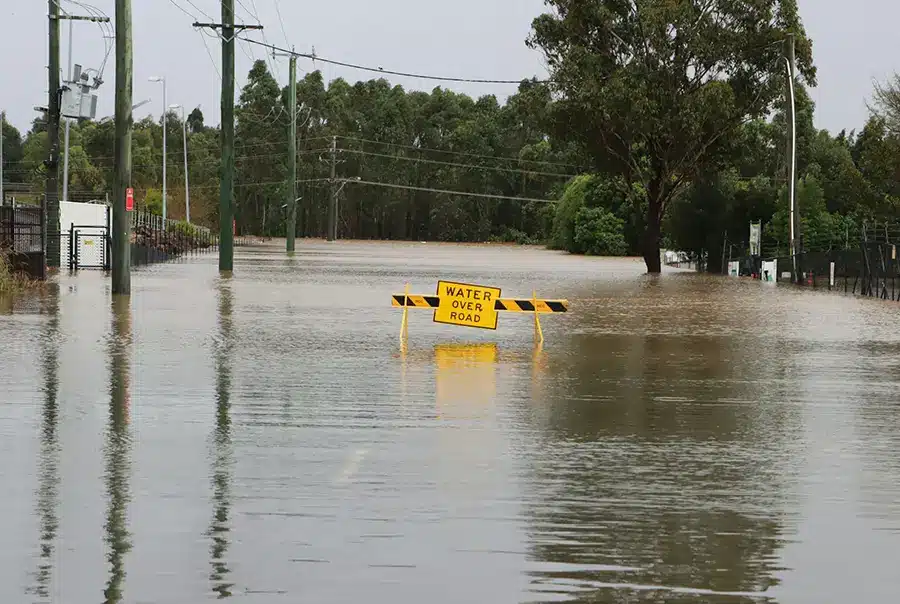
[1,241,899,604]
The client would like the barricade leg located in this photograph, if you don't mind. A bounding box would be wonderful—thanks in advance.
[533,290,544,345]
[400,282,410,341]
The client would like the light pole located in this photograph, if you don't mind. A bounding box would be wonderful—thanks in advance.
[148,76,167,222]
[168,104,190,223]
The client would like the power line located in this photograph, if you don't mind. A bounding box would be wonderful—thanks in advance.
[341,147,577,179]
[336,135,586,170]
[347,179,556,204]
[271,0,290,48]
[238,37,544,85]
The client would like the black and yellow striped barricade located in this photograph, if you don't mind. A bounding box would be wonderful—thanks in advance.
[392,280,568,343]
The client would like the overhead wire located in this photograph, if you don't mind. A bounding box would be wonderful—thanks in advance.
[339,147,577,179]
[346,180,556,204]
[238,37,545,85]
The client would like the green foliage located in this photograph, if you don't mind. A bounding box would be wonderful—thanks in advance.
[551,174,640,254]
[0,251,33,294]
[529,0,816,271]
[574,207,627,256]
[143,189,163,215]
[167,220,203,241]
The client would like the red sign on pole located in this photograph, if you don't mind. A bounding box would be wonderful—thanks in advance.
[125,187,134,212]
[233,219,236,236]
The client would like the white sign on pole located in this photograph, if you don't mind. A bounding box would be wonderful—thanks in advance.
[749,222,761,256]
[830,262,835,287]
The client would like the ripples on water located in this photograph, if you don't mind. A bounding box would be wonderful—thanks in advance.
[0,241,899,603]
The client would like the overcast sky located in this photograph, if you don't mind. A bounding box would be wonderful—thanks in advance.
[1,0,898,136]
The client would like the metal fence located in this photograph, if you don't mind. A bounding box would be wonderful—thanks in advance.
[735,240,900,301]
[0,205,43,254]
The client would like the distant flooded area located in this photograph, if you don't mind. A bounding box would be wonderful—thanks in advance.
[1,240,899,603]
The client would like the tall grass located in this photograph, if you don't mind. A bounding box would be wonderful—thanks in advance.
[0,250,33,294]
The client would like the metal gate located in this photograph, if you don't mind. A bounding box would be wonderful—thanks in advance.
[68,224,110,270]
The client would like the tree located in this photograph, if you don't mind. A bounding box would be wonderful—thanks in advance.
[870,73,900,134]
[528,0,816,272]
[187,107,206,133]
[1,118,24,185]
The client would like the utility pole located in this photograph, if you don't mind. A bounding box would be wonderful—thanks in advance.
[194,11,262,272]
[60,14,110,203]
[47,0,62,270]
[287,55,297,252]
[219,0,235,271]
[784,33,799,284]
[327,136,337,242]
[273,50,298,253]
[1,109,5,205]
[62,18,72,202]
[112,0,133,295]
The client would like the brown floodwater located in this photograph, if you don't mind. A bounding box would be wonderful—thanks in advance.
[1,240,899,603]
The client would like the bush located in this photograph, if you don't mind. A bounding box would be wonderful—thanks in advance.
[0,251,32,294]
[167,220,202,239]
[551,174,641,254]
[574,206,628,256]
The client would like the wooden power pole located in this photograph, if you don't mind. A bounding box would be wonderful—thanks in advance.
[194,7,262,272]
[111,0,133,295]
[219,0,236,272]
[46,0,61,271]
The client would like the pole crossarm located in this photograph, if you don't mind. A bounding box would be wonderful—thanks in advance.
[193,21,263,42]
[56,15,110,22]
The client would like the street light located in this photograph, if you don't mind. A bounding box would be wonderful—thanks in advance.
[169,104,190,223]
[148,76,167,222]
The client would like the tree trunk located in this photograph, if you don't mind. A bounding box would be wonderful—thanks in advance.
[642,195,663,274]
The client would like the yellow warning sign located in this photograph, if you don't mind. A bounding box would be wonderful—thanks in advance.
[433,280,501,330]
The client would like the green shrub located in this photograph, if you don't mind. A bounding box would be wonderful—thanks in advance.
[574,206,628,256]
[167,220,202,239]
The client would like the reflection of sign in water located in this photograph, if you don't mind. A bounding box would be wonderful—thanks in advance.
[434,343,498,418]
[434,281,502,330]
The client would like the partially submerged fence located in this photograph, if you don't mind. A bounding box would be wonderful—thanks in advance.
[733,223,900,302]
[0,205,45,278]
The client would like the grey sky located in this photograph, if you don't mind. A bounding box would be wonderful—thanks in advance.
[1,0,898,137]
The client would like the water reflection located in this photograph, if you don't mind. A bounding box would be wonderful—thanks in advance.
[209,278,235,598]
[434,343,498,419]
[103,295,133,604]
[27,284,61,600]
[523,326,793,602]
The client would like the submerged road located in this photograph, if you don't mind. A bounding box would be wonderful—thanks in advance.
[1,240,899,603]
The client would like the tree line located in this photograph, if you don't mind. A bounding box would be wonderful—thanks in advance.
[3,1,900,272]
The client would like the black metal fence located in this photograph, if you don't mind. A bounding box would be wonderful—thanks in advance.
[733,225,900,302]
[0,206,43,254]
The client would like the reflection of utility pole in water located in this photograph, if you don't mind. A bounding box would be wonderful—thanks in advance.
[208,278,235,597]
[103,295,132,604]
[27,284,61,600]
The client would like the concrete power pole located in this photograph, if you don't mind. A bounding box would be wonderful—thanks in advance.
[47,0,62,270]
[112,0,133,295]
[784,33,799,283]
[327,136,337,242]
[286,55,297,253]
